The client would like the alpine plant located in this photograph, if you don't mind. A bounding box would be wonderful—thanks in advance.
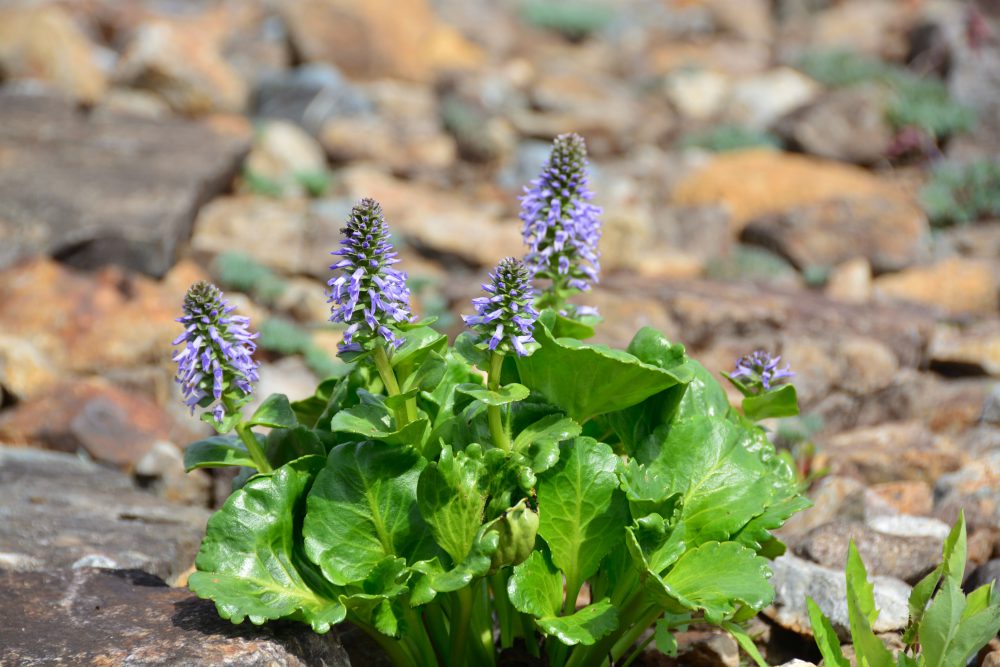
[172,281,259,427]
[520,133,602,309]
[328,198,412,354]
[730,350,794,393]
[464,257,539,357]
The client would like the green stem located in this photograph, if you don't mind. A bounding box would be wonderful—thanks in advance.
[449,587,475,667]
[373,345,412,428]
[487,351,510,452]
[565,592,652,667]
[423,602,449,661]
[402,604,439,667]
[347,617,417,667]
[492,571,515,649]
[234,422,272,473]
[610,607,662,663]
[620,632,655,667]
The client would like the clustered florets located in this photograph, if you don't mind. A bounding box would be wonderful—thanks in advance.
[464,257,539,357]
[730,350,794,392]
[173,281,259,425]
[328,198,412,353]
[520,133,602,293]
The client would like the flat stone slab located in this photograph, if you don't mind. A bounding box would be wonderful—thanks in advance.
[0,446,208,581]
[0,567,351,666]
[0,88,249,277]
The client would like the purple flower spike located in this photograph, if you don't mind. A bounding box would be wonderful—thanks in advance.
[464,258,539,357]
[520,133,602,293]
[173,281,259,425]
[328,198,412,354]
[731,350,794,392]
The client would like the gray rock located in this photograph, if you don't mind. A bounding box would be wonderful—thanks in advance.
[795,520,944,584]
[935,450,1000,531]
[0,89,249,277]
[253,63,373,136]
[766,553,911,641]
[0,568,351,666]
[867,514,951,540]
[0,445,208,582]
[984,384,1000,426]
[966,559,1000,594]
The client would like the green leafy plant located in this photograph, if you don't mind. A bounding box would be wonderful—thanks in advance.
[520,0,615,41]
[680,125,782,153]
[808,513,1000,667]
[921,159,1000,227]
[174,135,808,667]
[214,252,287,304]
[258,317,343,379]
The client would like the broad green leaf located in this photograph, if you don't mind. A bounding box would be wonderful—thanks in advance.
[674,360,732,421]
[537,437,629,587]
[906,513,968,645]
[184,434,257,470]
[659,542,774,622]
[304,442,432,586]
[416,446,487,565]
[646,416,786,545]
[722,620,769,667]
[189,456,345,632]
[457,382,530,406]
[265,426,326,468]
[742,384,799,421]
[945,595,1000,665]
[290,376,344,428]
[920,579,1000,667]
[619,459,683,519]
[329,402,428,447]
[547,309,597,340]
[409,528,500,600]
[390,326,448,380]
[847,542,879,625]
[515,320,690,423]
[247,393,298,429]
[507,550,618,646]
[513,414,581,474]
[806,598,850,667]
[625,515,686,575]
[736,494,813,553]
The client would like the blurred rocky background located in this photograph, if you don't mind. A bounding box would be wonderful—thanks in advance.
[0,0,999,664]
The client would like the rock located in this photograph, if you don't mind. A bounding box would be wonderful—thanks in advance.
[935,450,1000,531]
[250,357,322,414]
[282,0,483,82]
[663,69,730,120]
[191,196,341,280]
[0,446,208,581]
[94,87,173,119]
[874,258,999,316]
[320,80,456,174]
[825,258,873,304]
[866,515,951,541]
[869,481,934,516]
[795,520,944,584]
[252,64,374,136]
[114,17,248,114]
[986,385,1000,426]
[241,121,329,198]
[776,662,817,667]
[724,67,821,130]
[0,259,202,379]
[816,421,965,485]
[135,440,211,507]
[780,476,898,538]
[966,560,1000,594]
[783,0,912,60]
[0,6,108,104]
[778,84,894,165]
[985,649,1000,667]
[741,195,928,274]
[672,149,920,233]
[0,568,352,666]
[0,89,249,276]
[0,378,182,469]
[647,629,740,667]
[929,322,1000,377]
[767,553,911,640]
[339,167,523,266]
[704,0,773,42]
[0,335,59,401]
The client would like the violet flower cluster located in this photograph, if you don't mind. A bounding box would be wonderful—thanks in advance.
[328,198,412,354]
[173,281,259,425]
[730,350,794,392]
[464,257,539,357]
[520,133,602,294]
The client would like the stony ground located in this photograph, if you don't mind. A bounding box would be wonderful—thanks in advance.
[0,0,999,665]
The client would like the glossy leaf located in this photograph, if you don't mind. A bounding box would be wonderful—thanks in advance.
[659,542,774,622]
[184,434,257,471]
[515,319,690,423]
[303,442,432,586]
[188,456,345,632]
[247,393,298,429]
[742,384,799,421]
[806,597,849,667]
[537,437,628,587]
[416,445,488,565]
[457,382,530,407]
[329,402,428,447]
